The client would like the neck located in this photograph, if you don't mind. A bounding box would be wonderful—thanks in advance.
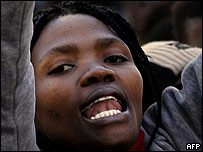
[128,130,145,151]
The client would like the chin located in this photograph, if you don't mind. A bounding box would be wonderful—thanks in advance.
[47,129,138,151]
[81,127,138,151]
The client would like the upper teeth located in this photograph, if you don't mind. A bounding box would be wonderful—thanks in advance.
[82,96,118,112]
[91,109,121,120]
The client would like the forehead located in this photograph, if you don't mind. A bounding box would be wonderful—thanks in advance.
[36,14,119,46]
[31,14,123,63]
[45,14,114,36]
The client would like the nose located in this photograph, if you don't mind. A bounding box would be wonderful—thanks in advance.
[80,65,116,87]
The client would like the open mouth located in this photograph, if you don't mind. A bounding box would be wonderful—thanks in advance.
[81,94,127,120]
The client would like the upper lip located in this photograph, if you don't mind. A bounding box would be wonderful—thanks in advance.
[80,86,128,113]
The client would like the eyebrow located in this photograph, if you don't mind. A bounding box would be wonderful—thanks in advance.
[95,37,125,50]
[38,37,125,64]
[38,44,78,64]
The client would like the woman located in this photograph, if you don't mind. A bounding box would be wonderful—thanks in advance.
[1,1,201,151]
[30,1,157,151]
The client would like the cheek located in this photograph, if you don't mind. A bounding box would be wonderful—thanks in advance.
[120,65,143,101]
[119,65,143,123]
[35,78,74,123]
[128,68,143,109]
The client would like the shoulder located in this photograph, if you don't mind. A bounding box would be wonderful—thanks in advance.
[142,53,202,151]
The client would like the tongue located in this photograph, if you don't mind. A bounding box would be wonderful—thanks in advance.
[83,99,122,119]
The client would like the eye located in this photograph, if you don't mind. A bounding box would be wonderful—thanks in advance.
[104,55,128,63]
[48,64,74,75]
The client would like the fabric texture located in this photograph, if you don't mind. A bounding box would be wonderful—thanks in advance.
[142,53,202,151]
[142,41,202,76]
[1,1,39,151]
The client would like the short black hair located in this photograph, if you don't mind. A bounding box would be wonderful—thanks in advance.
[31,1,161,150]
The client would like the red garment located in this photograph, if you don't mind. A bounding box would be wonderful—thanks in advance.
[128,130,145,151]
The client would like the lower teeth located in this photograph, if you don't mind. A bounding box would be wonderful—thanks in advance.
[90,109,121,120]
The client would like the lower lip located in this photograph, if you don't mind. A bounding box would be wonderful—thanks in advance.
[82,109,129,126]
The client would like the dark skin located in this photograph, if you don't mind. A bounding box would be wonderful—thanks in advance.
[31,14,143,150]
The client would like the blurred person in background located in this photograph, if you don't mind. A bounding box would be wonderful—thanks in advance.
[118,1,156,45]
[114,1,175,45]
[171,1,202,48]
[142,1,175,44]
[140,1,202,92]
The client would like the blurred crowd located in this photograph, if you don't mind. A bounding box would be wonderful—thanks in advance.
[34,1,202,48]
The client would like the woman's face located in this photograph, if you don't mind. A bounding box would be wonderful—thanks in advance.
[31,14,143,150]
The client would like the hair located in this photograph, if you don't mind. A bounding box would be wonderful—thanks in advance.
[171,1,202,43]
[31,1,161,150]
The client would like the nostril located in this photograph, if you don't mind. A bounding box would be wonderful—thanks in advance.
[87,77,99,84]
[104,74,114,82]
[80,66,116,87]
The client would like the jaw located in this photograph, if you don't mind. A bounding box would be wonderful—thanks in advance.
[75,87,141,150]
[36,85,141,150]
[36,101,140,151]
[77,106,139,150]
